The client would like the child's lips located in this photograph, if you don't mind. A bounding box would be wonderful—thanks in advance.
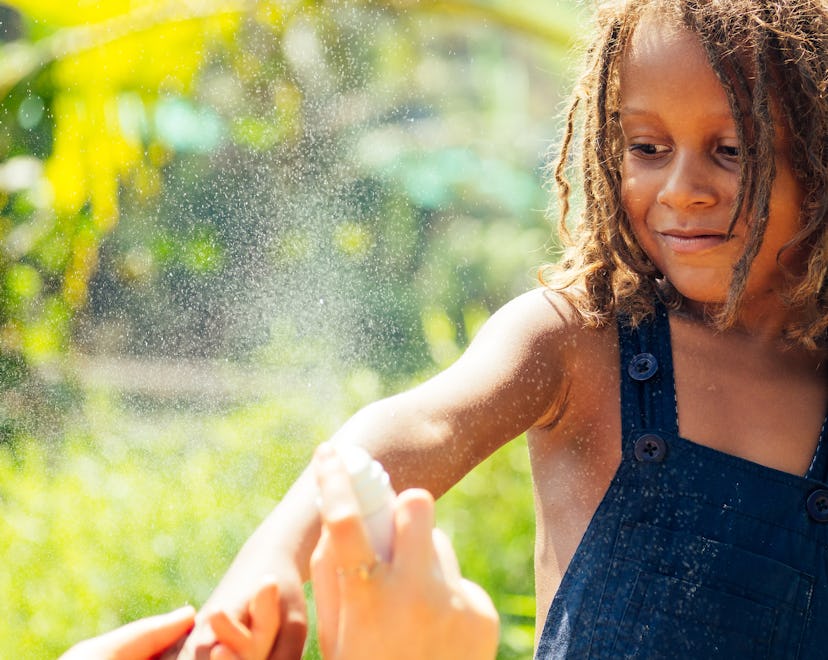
[657,230,729,254]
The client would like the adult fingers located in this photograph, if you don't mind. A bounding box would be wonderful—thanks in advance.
[458,579,500,658]
[392,489,436,575]
[104,605,196,659]
[313,443,376,574]
[431,527,462,583]
[459,578,500,624]
[310,530,341,660]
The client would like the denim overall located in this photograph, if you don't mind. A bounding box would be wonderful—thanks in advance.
[535,302,828,658]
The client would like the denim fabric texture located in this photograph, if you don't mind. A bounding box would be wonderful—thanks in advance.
[535,301,828,659]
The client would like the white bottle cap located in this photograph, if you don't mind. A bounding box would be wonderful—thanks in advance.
[337,445,393,518]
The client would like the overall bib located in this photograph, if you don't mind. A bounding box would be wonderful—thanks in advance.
[535,302,828,658]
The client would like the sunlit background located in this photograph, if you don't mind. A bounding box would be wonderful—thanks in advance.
[0,1,584,657]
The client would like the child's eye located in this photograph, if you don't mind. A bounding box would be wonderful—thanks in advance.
[717,144,740,160]
[627,143,670,158]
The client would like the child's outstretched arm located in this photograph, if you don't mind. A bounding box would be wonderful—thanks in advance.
[175,289,569,659]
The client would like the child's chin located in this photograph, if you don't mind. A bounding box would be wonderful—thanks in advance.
[669,286,729,311]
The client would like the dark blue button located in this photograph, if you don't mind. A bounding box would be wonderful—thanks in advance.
[634,433,667,462]
[628,352,658,381]
[807,489,828,522]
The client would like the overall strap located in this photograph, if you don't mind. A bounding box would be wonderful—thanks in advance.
[617,300,679,438]
[805,415,828,483]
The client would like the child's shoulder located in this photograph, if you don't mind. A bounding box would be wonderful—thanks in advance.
[473,286,618,383]
[435,286,618,438]
[489,286,614,346]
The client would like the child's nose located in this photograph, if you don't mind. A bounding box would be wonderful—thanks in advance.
[656,152,718,210]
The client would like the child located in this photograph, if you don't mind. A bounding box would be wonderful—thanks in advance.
[179,0,828,657]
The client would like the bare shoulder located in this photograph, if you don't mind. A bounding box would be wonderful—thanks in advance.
[498,288,619,426]
[376,286,614,449]
[354,287,617,494]
[428,287,608,429]
[472,287,585,348]
[457,287,584,377]
[471,287,614,372]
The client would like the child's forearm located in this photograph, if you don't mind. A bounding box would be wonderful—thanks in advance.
[328,394,500,498]
[228,467,323,582]
[171,469,321,659]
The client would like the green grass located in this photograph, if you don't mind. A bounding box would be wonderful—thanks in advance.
[0,388,535,659]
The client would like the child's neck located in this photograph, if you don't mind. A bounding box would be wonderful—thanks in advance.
[679,295,800,347]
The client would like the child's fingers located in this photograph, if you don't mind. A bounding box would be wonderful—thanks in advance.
[392,489,436,575]
[248,579,281,657]
[208,610,252,654]
[207,579,280,660]
[210,643,242,660]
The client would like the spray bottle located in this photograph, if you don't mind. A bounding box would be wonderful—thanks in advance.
[334,444,396,562]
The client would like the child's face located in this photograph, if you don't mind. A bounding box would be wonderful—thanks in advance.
[618,18,805,310]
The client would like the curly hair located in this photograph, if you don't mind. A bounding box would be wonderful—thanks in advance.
[542,0,828,348]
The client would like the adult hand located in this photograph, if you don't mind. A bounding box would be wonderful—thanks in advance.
[60,605,196,660]
[310,442,499,660]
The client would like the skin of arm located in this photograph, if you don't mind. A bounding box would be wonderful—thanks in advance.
[176,288,571,659]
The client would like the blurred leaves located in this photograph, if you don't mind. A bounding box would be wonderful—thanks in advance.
[0,0,577,376]
[0,393,323,658]
[0,1,580,657]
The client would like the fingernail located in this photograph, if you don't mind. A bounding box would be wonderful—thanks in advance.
[170,604,197,619]
[314,442,342,477]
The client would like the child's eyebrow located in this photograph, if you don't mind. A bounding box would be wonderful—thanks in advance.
[618,107,654,118]
[617,108,656,124]
[618,106,737,125]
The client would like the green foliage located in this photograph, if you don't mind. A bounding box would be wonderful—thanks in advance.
[0,389,535,659]
[0,394,324,658]
[0,1,579,657]
[0,0,579,382]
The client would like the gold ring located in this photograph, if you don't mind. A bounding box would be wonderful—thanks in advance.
[335,556,381,580]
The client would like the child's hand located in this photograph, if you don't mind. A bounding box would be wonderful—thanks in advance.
[310,443,500,660]
[59,605,196,660]
[206,579,281,660]
[172,535,308,660]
